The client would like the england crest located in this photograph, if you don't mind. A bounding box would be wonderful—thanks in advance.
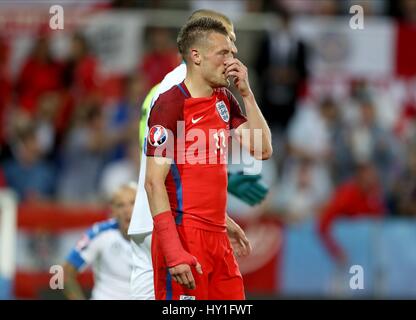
[216,100,229,123]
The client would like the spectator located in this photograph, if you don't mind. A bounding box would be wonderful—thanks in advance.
[57,103,127,203]
[285,98,334,188]
[274,157,331,223]
[319,97,353,184]
[2,121,56,201]
[390,145,416,217]
[395,99,416,145]
[106,73,147,161]
[63,32,101,99]
[15,35,63,115]
[288,97,341,164]
[348,97,399,192]
[0,35,11,148]
[318,162,385,265]
[255,9,308,131]
[344,78,400,132]
[140,27,180,88]
[34,92,62,159]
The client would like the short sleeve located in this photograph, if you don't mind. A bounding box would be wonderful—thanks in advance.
[146,100,180,159]
[66,230,101,271]
[225,89,247,129]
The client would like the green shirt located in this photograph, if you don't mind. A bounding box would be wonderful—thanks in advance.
[139,84,160,153]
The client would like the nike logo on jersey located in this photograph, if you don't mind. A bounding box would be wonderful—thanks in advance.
[191,116,204,124]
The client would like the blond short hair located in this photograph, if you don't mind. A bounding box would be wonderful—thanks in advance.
[177,17,228,60]
[188,9,233,27]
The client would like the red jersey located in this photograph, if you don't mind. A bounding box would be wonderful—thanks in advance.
[146,82,247,232]
[17,58,63,114]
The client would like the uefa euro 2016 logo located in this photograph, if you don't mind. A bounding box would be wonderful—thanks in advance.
[148,125,168,147]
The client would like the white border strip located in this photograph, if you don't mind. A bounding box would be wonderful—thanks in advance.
[0,189,17,280]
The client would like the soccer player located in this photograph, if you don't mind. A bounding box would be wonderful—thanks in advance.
[63,183,136,300]
[137,10,268,207]
[145,17,272,300]
[129,10,268,300]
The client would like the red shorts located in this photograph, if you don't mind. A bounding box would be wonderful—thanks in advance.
[151,225,245,300]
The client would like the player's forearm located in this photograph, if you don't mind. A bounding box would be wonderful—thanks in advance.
[63,265,86,300]
[145,177,172,217]
[146,179,196,268]
[64,278,86,300]
[242,92,273,160]
[226,215,241,236]
[226,214,236,231]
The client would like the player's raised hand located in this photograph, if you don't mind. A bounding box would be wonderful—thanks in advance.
[224,58,251,97]
[169,260,203,290]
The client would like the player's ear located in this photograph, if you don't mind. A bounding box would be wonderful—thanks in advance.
[190,48,201,65]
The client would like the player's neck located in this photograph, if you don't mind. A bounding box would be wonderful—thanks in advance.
[184,72,213,98]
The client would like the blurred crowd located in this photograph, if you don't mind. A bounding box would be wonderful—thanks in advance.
[0,21,185,202]
[108,0,416,22]
[0,0,415,264]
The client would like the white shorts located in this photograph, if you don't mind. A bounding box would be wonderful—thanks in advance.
[130,232,154,300]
